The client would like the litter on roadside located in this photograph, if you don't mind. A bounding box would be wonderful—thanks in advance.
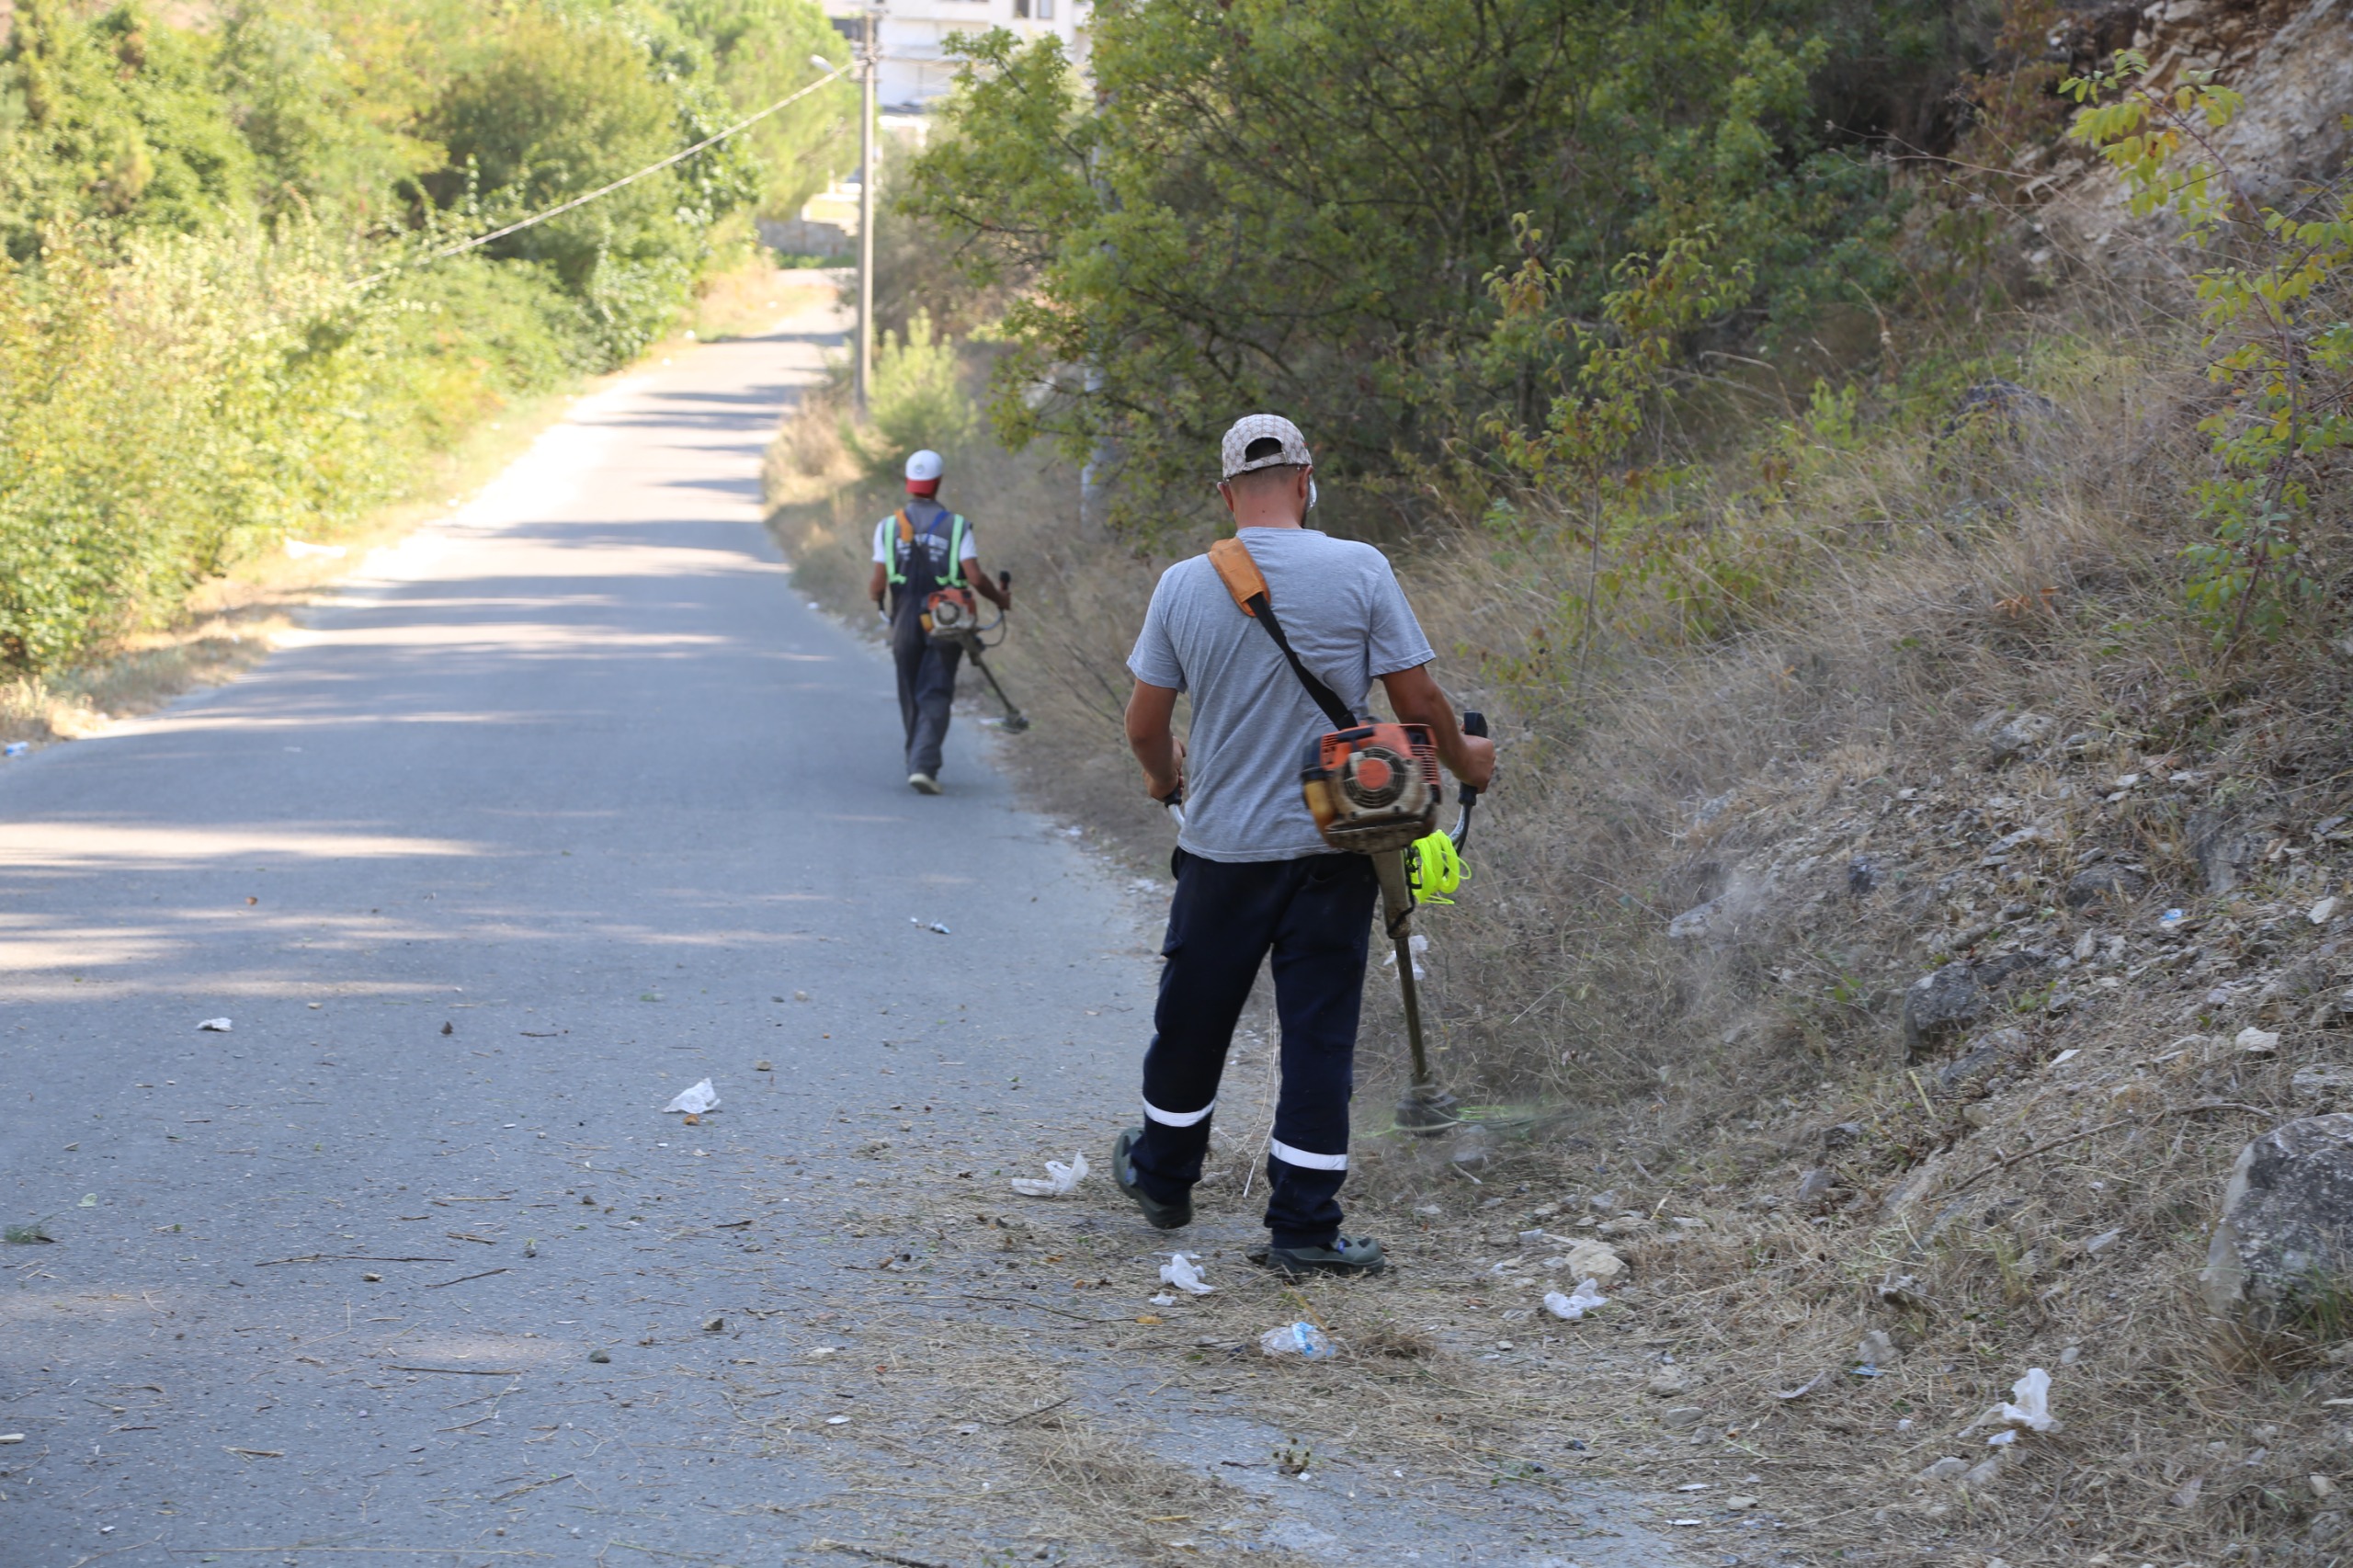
[2,743,26,758]
[283,539,348,561]
[1258,1322,1336,1359]
[1542,1278,1608,1320]
[909,916,951,936]
[662,1079,719,1115]
[197,1018,233,1033]
[1381,933,1431,981]
[1009,1151,1088,1198]
[1994,1367,2056,1435]
[1149,1292,1176,1307]
[2236,1027,2281,1055]
[1158,1253,1213,1295]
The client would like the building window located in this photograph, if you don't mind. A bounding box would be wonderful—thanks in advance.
[1038,0,1053,16]
[1013,0,1029,14]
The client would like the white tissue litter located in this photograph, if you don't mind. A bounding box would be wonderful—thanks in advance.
[197,1017,233,1033]
[1149,1292,1176,1307]
[1542,1278,1609,1319]
[662,1078,720,1115]
[1381,933,1432,981]
[1158,1253,1213,1295]
[1009,1150,1088,1198]
[1995,1367,2055,1433]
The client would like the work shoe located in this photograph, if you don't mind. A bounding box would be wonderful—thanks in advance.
[1112,1127,1191,1230]
[908,772,941,795]
[1253,1235,1388,1279]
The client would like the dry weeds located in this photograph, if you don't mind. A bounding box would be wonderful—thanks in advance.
[765,268,2353,1562]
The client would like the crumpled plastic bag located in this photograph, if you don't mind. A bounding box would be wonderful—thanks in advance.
[1158,1252,1212,1295]
[197,1018,233,1033]
[1542,1278,1608,1320]
[1381,933,1431,981]
[1995,1367,2054,1433]
[1010,1150,1088,1198]
[662,1078,719,1115]
[1259,1322,1336,1359]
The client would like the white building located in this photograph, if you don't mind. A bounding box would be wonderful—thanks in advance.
[822,1,1093,114]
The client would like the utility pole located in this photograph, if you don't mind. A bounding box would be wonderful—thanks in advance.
[854,6,879,413]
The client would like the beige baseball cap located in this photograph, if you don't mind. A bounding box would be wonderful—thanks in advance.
[1220,414,1313,479]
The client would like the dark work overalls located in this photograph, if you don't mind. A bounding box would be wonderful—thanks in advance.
[883,501,970,779]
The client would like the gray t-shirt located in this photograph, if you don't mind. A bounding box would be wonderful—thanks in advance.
[1128,527,1436,863]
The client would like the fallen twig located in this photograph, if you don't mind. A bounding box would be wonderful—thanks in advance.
[254,1254,452,1267]
[424,1267,509,1290]
[1944,1099,2273,1199]
[812,1540,951,1568]
[993,1392,1075,1426]
[384,1365,522,1377]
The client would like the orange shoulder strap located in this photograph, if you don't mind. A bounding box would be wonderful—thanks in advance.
[1207,537,1268,618]
[895,508,914,544]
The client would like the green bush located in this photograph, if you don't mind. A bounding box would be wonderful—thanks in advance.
[0,0,847,674]
[846,309,979,478]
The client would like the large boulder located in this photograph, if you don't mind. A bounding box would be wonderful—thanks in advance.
[2201,1114,2353,1325]
[1904,962,1986,1059]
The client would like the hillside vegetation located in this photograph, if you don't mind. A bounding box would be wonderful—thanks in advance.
[0,0,851,676]
[768,1,2353,1561]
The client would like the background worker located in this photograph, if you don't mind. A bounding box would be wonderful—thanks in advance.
[868,449,1010,794]
[1112,414,1496,1278]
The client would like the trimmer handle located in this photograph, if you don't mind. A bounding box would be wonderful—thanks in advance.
[1160,782,1185,832]
[1450,710,1486,852]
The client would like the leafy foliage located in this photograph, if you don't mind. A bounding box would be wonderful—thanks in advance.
[0,0,850,673]
[2066,50,2351,644]
[844,309,979,479]
[902,0,1949,533]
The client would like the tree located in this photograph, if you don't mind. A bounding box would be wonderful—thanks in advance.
[903,0,1939,535]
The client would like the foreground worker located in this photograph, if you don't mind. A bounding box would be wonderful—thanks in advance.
[869,449,1010,793]
[1113,414,1495,1277]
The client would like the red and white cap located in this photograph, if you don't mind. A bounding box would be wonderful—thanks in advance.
[1220,414,1313,479]
[904,449,945,483]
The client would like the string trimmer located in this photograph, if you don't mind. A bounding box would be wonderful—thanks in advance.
[1346,712,1484,1135]
[1163,710,1486,1138]
[923,569,1029,733]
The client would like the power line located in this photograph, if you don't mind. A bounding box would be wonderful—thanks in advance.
[360,62,850,288]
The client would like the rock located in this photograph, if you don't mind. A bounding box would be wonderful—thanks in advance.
[2202,1114,2353,1325]
[1918,1456,1970,1483]
[1821,1121,1863,1150]
[1795,1168,1836,1206]
[2315,897,2342,926]
[1667,899,1723,943]
[1565,1238,1628,1282]
[1963,1458,2002,1490]
[1847,856,1883,896]
[1658,1404,1705,1429]
[1937,1027,2030,1094]
[2293,1065,2353,1096]
[1904,962,1987,1059]
[1648,1367,1691,1397]
[1981,710,2056,764]
[2236,1027,2281,1055]
[1858,1329,1898,1368]
[2188,807,2256,895]
[2064,864,2146,908]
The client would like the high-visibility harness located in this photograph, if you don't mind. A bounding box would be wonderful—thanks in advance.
[883,508,968,590]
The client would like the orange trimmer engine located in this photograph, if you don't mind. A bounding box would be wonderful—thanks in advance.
[922,586,979,644]
[1300,722,1440,855]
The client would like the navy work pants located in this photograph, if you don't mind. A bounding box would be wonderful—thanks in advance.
[1129,848,1379,1249]
[892,610,963,778]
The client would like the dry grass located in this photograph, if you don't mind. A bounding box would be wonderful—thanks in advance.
[763,264,2353,1561]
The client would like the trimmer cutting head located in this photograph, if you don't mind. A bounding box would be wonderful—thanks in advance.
[1393,1082,1462,1136]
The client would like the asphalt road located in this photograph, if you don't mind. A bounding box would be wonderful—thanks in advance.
[1,302,1688,1568]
